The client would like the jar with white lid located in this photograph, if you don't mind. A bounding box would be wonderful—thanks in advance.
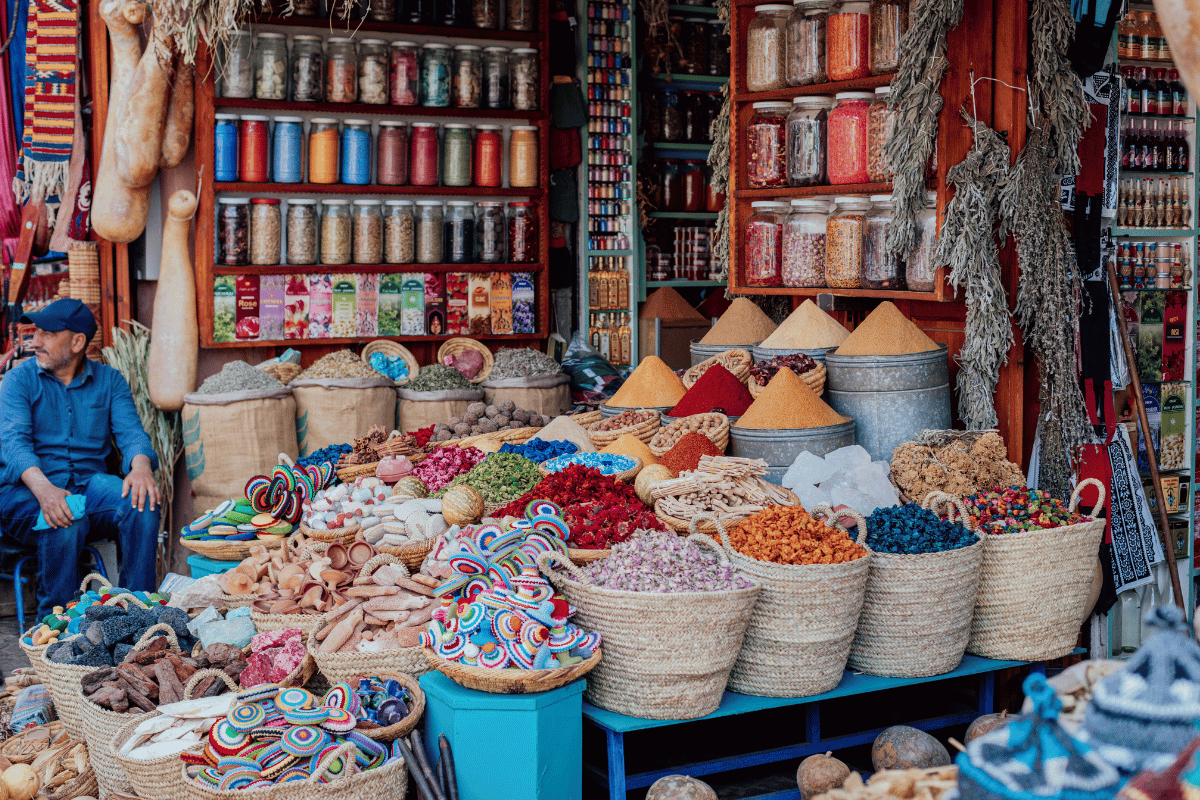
[828,91,873,184]
[422,43,451,107]
[783,199,829,287]
[482,47,509,109]
[325,38,357,103]
[442,123,473,187]
[906,192,938,292]
[867,85,897,182]
[416,201,445,263]
[745,200,788,287]
[825,196,871,288]
[384,201,415,264]
[253,33,287,100]
[747,4,791,91]
[862,194,902,289]
[320,200,352,265]
[787,95,832,186]
[453,45,483,108]
[353,200,383,264]
[827,0,870,81]
[747,101,791,188]
[786,0,830,85]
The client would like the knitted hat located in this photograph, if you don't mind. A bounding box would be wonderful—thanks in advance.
[1081,605,1200,774]
[956,674,1123,800]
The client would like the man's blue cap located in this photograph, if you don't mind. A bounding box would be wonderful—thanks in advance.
[21,298,98,338]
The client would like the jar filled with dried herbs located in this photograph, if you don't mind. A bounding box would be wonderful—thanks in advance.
[325,38,357,103]
[482,47,509,109]
[444,201,476,264]
[661,88,684,142]
[290,35,323,102]
[477,202,506,263]
[783,198,828,288]
[906,193,938,292]
[869,0,907,75]
[219,31,253,98]
[250,198,281,265]
[320,200,352,265]
[286,199,318,265]
[453,45,483,108]
[682,17,709,75]
[367,0,396,21]
[746,101,790,188]
[827,91,871,184]
[416,201,445,263]
[385,200,416,264]
[358,39,389,104]
[508,202,537,263]
[442,123,473,187]
[861,195,902,289]
[825,196,869,288]
[744,200,787,287]
[510,48,539,110]
[471,0,499,28]
[390,41,420,105]
[218,198,249,266]
[786,1,829,86]
[352,200,383,264]
[708,19,730,76]
[746,4,790,92]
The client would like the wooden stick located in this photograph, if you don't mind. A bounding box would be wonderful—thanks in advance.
[1106,260,1185,608]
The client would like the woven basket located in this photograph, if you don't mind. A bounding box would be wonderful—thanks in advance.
[249,610,325,637]
[352,672,425,741]
[111,670,237,800]
[748,361,826,398]
[177,535,273,561]
[258,361,302,384]
[847,494,984,678]
[717,507,872,697]
[437,338,494,383]
[422,646,601,694]
[221,593,256,609]
[336,462,382,482]
[648,413,731,457]
[44,756,98,800]
[455,426,542,449]
[375,536,436,572]
[966,478,1108,662]
[654,484,802,534]
[0,720,67,763]
[682,348,753,389]
[362,340,420,386]
[540,455,642,483]
[297,521,361,544]
[536,535,759,719]
[20,624,49,673]
[20,572,125,670]
[570,410,602,427]
[587,409,661,448]
[41,638,106,738]
[568,548,611,565]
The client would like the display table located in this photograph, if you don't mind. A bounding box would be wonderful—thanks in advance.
[582,655,1045,800]
[186,553,237,579]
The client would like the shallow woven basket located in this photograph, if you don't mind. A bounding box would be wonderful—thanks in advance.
[654,484,801,534]
[966,478,1107,662]
[455,426,541,449]
[111,670,237,800]
[437,337,494,383]
[748,361,826,398]
[44,758,98,800]
[0,720,67,763]
[587,409,661,448]
[540,455,642,483]
[682,349,753,389]
[352,671,425,741]
[362,340,420,386]
[423,646,601,694]
[568,548,611,565]
[337,461,382,482]
[177,535,279,561]
[570,409,602,427]
[716,508,872,698]
[847,493,984,678]
[537,533,759,720]
[258,361,302,384]
[375,536,436,572]
[648,413,730,457]
[249,609,326,636]
[297,521,361,544]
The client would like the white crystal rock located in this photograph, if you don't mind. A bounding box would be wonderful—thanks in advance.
[825,445,873,474]
[782,450,838,489]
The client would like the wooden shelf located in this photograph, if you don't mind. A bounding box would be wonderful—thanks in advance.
[209,332,548,348]
[733,183,892,199]
[646,279,725,287]
[1114,227,1199,236]
[652,73,729,85]
[647,211,719,219]
[252,13,541,42]
[667,4,719,14]
[214,182,545,197]
[212,263,545,275]
[733,74,891,103]
[214,96,544,121]
[646,141,712,151]
[730,286,944,300]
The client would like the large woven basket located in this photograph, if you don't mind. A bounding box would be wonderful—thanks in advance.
[297,521,361,544]
[847,494,984,678]
[540,455,642,483]
[423,646,601,694]
[19,625,47,673]
[966,478,1107,662]
[437,337,494,383]
[20,573,134,671]
[682,349,753,388]
[249,610,325,637]
[648,413,731,456]
[362,340,420,386]
[570,409,602,427]
[375,536,437,571]
[716,508,871,697]
[537,532,760,720]
[41,638,104,737]
[748,360,826,398]
[654,485,802,534]
[587,409,661,448]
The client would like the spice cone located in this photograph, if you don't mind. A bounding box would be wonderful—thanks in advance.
[699,298,778,345]
[734,368,847,429]
[602,433,659,465]
[608,356,687,408]
[759,300,850,349]
[835,301,940,356]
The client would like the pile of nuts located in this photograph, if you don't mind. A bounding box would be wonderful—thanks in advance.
[649,413,727,455]
[650,455,798,526]
[729,506,866,565]
[591,409,658,433]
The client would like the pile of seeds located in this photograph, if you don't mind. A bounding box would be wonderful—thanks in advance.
[407,364,476,392]
[296,350,385,380]
[433,452,542,504]
[488,348,563,379]
[195,361,284,394]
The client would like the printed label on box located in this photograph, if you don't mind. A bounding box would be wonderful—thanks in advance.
[512,272,535,334]
[446,273,469,335]
[331,274,357,338]
[401,273,425,336]
[235,274,260,341]
[1162,291,1188,380]
[469,273,491,336]
[425,273,446,336]
[213,276,236,343]
[491,272,513,335]
[307,274,332,339]
[285,275,309,340]
[259,274,286,341]
[378,274,403,336]
[357,273,379,338]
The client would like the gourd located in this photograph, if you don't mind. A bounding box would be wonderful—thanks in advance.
[441,485,484,526]
[635,464,675,505]
[2,764,39,800]
[160,59,194,169]
[964,711,1009,743]
[115,21,173,188]
[646,775,717,800]
[147,189,199,411]
[797,752,851,800]
[394,477,428,499]
[871,726,951,772]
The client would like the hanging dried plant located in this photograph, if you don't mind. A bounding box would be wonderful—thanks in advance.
[158,0,259,71]
[883,0,963,261]
[707,0,731,282]
[932,111,1012,430]
[1027,0,1090,176]
[638,0,683,74]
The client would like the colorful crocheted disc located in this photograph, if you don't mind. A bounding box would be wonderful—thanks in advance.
[281,725,330,757]
[276,766,311,783]
[218,768,260,790]
[180,751,210,767]
[322,683,353,712]
[260,753,300,779]
[227,703,267,731]
[235,685,279,704]
[194,767,222,787]
[275,687,315,712]
[209,721,250,755]
[216,756,260,773]
[283,706,330,725]
[346,730,386,758]
[318,707,357,734]
[249,726,285,741]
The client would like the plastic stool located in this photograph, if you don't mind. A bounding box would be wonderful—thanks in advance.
[0,539,109,633]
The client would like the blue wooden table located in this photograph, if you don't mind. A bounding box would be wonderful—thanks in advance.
[581,655,1044,800]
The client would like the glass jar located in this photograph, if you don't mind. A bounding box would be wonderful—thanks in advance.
[704,162,726,212]
[384,200,415,264]
[507,0,534,31]
[272,116,303,184]
[682,160,705,212]
[510,48,538,110]
[471,0,499,27]
[645,91,662,140]
[325,38,357,103]
[218,198,249,266]
[220,31,253,98]
[422,43,451,107]
[356,39,388,104]
[482,47,509,109]
[214,114,239,182]
[330,0,360,21]
[286,200,318,265]
[377,121,409,186]
[682,17,709,75]
[239,115,269,182]
[786,95,831,186]
[906,192,938,292]
[474,124,503,187]
[341,120,372,185]
[508,202,537,263]
[828,92,871,184]
[250,198,281,265]
[476,202,506,263]
[861,194,902,289]
[389,41,420,105]
[416,201,444,263]
[683,92,706,143]
[292,0,317,15]
[786,1,828,85]
[744,201,787,287]
[438,0,469,27]
[660,159,683,211]
[320,201,352,265]
[444,201,475,264]
[290,35,323,102]
[869,0,907,76]
[368,0,396,21]
[746,101,790,188]
[453,45,483,108]
[827,1,870,81]
[746,4,791,92]
[253,33,287,100]
[442,123,473,187]
[825,196,870,288]
[308,118,340,184]
[867,85,896,182]
[410,122,440,186]
[353,200,383,264]
[510,125,538,188]
[708,20,730,76]
[783,199,829,287]
[661,88,684,142]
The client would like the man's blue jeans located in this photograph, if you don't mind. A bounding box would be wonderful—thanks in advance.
[0,473,159,620]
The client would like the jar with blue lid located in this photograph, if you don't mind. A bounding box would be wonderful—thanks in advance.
[441,123,472,187]
[271,116,304,183]
[214,114,239,181]
[421,43,451,107]
[341,120,372,185]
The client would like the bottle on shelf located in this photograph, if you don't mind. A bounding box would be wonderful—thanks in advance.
[1155,68,1171,116]
[617,314,632,366]
[1118,13,1133,59]
[1170,69,1188,115]
[1176,121,1190,170]
[1140,69,1156,116]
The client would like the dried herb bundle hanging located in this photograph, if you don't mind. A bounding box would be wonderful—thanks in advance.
[883,0,963,260]
[707,0,731,281]
[932,111,1012,430]
[1026,0,1090,176]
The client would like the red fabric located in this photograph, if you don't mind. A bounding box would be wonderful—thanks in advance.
[1076,380,1114,543]
[551,127,581,170]
[1074,102,1109,197]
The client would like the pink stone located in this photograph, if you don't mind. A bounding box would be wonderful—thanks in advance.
[239,653,274,688]
[268,639,307,683]
[250,627,302,653]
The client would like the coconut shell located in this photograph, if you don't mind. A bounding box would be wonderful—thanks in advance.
[797,753,851,800]
[442,485,485,526]
[964,711,1010,743]
[635,464,675,506]
[645,775,717,800]
[871,726,951,772]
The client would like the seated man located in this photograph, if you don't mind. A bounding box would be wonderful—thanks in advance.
[0,299,160,619]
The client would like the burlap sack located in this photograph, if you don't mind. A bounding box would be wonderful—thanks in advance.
[481,374,570,417]
[397,387,484,433]
[290,378,397,455]
[182,387,298,503]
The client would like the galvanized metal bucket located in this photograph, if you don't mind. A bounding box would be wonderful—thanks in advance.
[750,344,837,364]
[729,418,856,484]
[690,339,763,367]
[599,403,671,420]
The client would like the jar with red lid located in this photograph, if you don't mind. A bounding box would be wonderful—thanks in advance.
[508,202,537,263]
[827,92,871,184]
[410,122,440,186]
[681,160,705,212]
[377,121,409,185]
[250,198,281,265]
[474,125,503,187]
[389,41,419,106]
[744,201,787,287]
[746,101,790,188]
[239,115,269,182]
[827,0,870,81]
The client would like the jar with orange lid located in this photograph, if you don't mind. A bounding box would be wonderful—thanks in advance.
[474,125,503,187]
[250,198,281,265]
[308,119,340,184]
[239,115,269,182]
[410,122,440,186]
[510,125,538,188]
